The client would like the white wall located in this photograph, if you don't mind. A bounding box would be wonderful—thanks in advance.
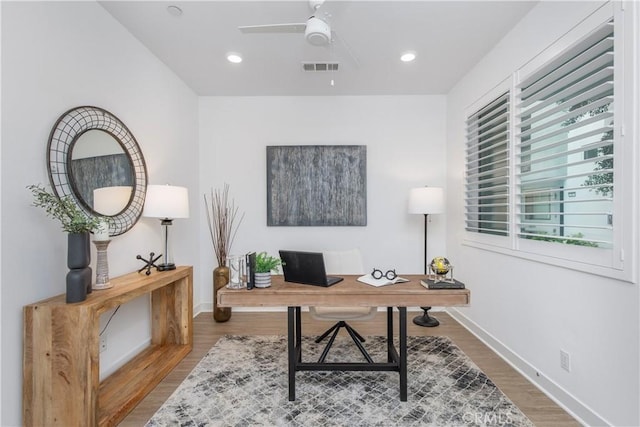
[0,2,199,426]
[198,96,447,307]
[446,2,639,426]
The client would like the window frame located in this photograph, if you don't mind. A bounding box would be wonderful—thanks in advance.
[462,2,636,282]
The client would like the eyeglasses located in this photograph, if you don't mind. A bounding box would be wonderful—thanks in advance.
[371,268,397,280]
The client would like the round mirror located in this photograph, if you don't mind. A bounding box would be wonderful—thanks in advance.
[47,106,147,236]
[70,129,134,216]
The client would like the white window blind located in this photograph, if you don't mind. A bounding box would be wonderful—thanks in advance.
[465,92,510,236]
[516,20,614,248]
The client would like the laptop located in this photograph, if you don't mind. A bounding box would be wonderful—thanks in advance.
[279,250,344,287]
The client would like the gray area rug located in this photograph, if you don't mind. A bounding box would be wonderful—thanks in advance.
[146,335,533,426]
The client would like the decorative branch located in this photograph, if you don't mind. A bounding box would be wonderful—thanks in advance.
[27,184,101,234]
[204,184,245,267]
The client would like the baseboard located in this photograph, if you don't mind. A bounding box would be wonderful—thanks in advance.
[446,308,610,427]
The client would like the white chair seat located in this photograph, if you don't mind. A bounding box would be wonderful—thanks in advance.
[310,249,375,362]
[310,249,376,322]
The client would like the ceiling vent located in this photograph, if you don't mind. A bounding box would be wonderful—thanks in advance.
[302,62,339,72]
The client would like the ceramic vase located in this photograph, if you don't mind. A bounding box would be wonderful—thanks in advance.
[254,272,272,288]
[66,232,91,303]
[213,266,232,322]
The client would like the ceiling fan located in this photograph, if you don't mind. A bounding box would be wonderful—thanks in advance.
[238,0,333,47]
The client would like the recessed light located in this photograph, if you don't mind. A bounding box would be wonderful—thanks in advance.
[227,53,243,64]
[167,5,183,17]
[400,52,416,62]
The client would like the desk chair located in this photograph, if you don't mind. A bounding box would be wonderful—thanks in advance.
[309,249,376,363]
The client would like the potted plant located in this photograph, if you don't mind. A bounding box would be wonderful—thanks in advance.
[27,184,103,302]
[254,252,283,288]
[204,184,244,321]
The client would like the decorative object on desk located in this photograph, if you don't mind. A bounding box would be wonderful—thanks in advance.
[143,184,190,271]
[146,335,533,427]
[429,256,455,284]
[28,184,102,302]
[408,185,444,327]
[245,251,256,290]
[266,145,367,226]
[226,255,245,289]
[254,252,283,288]
[357,273,409,287]
[371,268,397,280]
[137,252,162,275]
[204,184,244,322]
[430,256,451,275]
[421,277,466,290]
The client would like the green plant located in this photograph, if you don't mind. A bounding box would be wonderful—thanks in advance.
[522,230,598,247]
[27,184,101,234]
[255,252,283,273]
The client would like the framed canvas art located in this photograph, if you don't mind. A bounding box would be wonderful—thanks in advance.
[266,145,367,226]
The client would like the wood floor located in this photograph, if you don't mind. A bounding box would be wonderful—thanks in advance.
[119,311,579,426]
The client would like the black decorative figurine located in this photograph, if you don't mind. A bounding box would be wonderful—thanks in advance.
[137,252,162,275]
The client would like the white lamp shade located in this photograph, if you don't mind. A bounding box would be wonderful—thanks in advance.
[143,185,190,219]
[408,187,444,214]
[93,186,132,216]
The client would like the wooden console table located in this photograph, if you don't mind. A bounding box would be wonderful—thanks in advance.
[23,266,193,427]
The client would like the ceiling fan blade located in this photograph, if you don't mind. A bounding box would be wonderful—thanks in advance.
[238,23,307,34]
[333,30,360,68]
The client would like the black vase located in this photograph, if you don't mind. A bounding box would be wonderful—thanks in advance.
[66,232,91,302]
[67,232,90,269]
[66,267,91,303]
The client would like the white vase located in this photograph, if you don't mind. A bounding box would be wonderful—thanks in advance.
[255,272,272,288]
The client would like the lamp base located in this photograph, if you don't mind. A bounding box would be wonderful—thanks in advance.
[412,306,440,327]
[157,263,176,271]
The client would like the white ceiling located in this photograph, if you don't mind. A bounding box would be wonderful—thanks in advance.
[100,1,537,96]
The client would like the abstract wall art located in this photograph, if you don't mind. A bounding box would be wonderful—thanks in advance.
[266,145,367,226]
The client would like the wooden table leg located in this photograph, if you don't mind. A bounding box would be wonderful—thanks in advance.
[399,307,407,401]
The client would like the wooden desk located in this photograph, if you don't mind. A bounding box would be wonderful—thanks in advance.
[218,275,470,401]
[23,266,193,427]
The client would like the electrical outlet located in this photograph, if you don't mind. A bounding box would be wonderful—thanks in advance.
[100,334,107,353]
[560,349,571,372]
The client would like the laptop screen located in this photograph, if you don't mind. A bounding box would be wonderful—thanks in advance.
[279,250,342,287]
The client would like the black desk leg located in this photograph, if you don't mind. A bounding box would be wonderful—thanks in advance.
[288,306,296,401]
[399,307,407,401]
[296,306,302,362]
[387,307,394,362]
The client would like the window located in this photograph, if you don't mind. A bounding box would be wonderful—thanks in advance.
[464,5,634,278]
[516,20,614,249]
[465,93,510,237]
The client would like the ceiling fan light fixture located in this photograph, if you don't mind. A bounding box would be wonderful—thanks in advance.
[305,17,331,46]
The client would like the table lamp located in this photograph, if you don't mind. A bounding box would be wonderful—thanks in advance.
[408,186,444,327]
[92,186,132,289]
[143,184,190,271]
